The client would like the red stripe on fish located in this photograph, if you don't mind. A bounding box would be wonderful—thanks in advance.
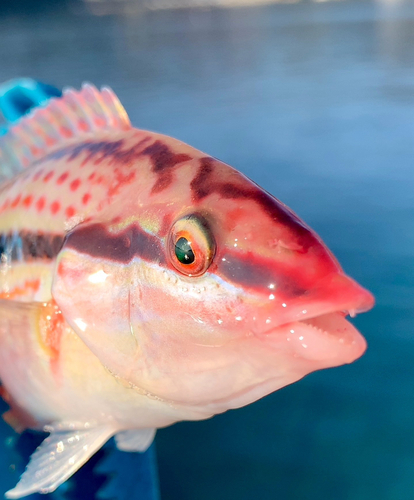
[38,300,65,379]
[191,157,320,253]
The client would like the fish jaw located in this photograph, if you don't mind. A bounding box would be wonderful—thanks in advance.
[197,272,373,412]
[248,271,374,364]
[269,311,367,364]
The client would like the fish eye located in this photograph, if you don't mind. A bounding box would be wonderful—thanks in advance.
[168,214,215,277]
[175,237,195,264]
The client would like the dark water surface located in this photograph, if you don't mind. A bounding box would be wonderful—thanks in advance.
[0,1,414,499]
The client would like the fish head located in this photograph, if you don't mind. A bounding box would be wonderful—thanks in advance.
[53,142,374,416]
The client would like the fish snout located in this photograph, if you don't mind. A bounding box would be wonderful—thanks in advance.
[250,271,374,335]
[250,272,373,365]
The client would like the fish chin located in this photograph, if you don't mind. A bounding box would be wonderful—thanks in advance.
[201,313,367,413]
[265,312,367,364]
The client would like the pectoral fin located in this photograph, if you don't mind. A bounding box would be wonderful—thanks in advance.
[115,428,156,452]
[5,426,115,499]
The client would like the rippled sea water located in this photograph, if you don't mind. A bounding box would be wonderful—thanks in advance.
[0,1,413,498]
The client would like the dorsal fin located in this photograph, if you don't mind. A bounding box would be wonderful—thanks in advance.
[0,83,131,181]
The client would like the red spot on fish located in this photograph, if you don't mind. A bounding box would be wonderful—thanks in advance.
[30,146,42,156]
[93,117,106,128]
[43,171,54,182]
[50,201,60,214]
[88,172,96,181]
[60,126,73,138]
[11,195,21,208]
[70,179,81,191]
[78,120,89,132]
[57,172,69,185]
[66,206,76,218]
[2,199,10,211]
[33,169,44,181]
[96,176,104,184]
[22,195,33,208]
[36,197,46,212]
[45,136,56,147]
[82,193,91,205]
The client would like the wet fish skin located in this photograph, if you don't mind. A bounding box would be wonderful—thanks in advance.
[0,85,374,498]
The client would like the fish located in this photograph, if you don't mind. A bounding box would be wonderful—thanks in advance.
[0,84,374,498]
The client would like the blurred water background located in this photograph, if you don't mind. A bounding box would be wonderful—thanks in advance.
[0,0,413,498]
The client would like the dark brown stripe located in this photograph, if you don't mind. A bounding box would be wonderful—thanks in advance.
[42,139,192,195]
[42,137,152,166]
[215,251,307,297]
[0,231,64,262]
[191,157,316,251]
[191,157,215,200]
[64,223,166,265]
[140,141,192,194]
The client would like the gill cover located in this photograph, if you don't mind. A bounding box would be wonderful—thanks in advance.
[52,220,164,382]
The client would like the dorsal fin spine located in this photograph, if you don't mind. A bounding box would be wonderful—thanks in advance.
[101,86,130,130]
[0,84,131,182]
[63,88,94,133]
[46,100,76,139]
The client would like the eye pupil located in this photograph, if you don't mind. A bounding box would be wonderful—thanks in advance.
[175,237,195,265]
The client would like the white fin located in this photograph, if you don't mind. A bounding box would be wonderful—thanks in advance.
[0,83,131,181]
[115,428,156,452]
[5,426,115,498]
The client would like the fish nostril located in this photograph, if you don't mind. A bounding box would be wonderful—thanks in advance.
[268,238,305,253]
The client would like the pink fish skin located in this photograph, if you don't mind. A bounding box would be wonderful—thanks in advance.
[0,85,374,498]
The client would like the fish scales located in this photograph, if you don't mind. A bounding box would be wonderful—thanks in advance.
[0,133,198,299]
[0,84,374,499]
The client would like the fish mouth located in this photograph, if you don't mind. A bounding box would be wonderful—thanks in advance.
[196,309,369,413]
[259,273,374,364]
[264,310,368,364]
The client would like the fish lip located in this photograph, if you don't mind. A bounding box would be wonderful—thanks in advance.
[259,306,370,363]
[260,306,366,338]
[260,277,375,336]
[261,308,356,336]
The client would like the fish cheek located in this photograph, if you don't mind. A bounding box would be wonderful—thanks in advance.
[52,247,140,379]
